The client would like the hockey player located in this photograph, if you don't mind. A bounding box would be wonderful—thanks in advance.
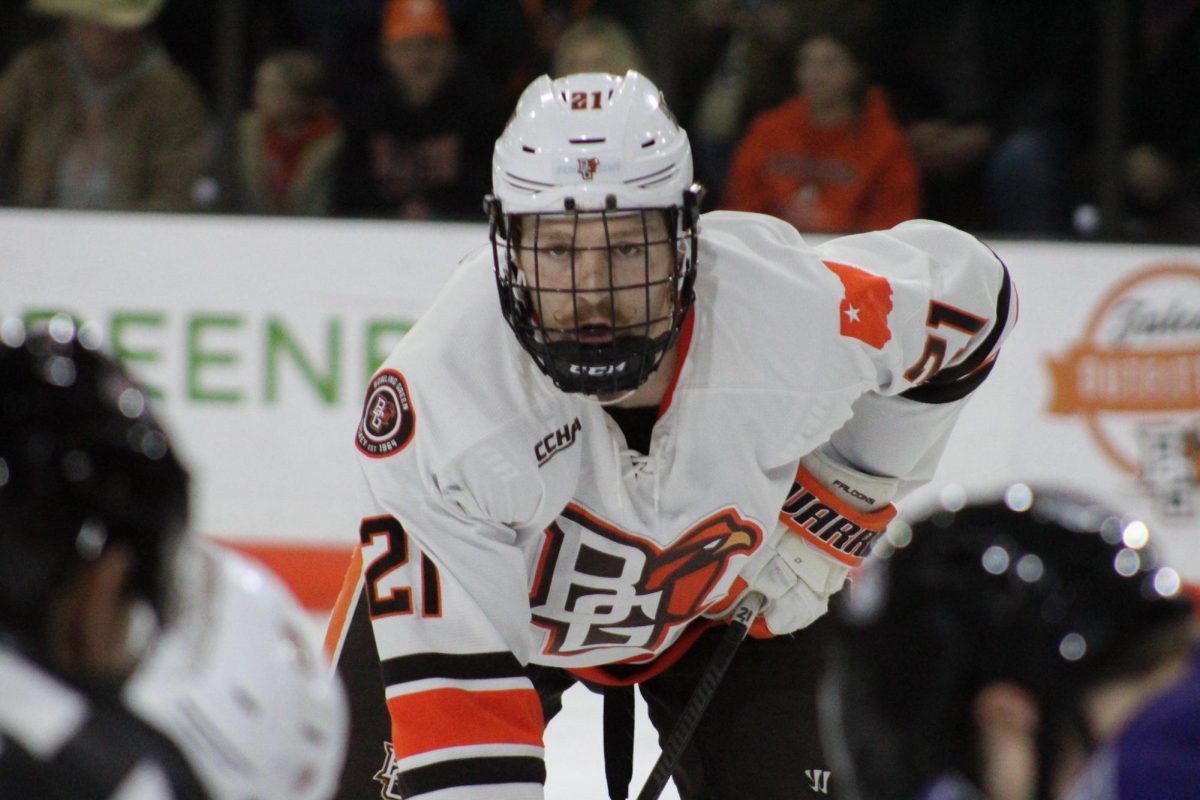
[127,542,349,800]
[822,487,1198,800]
[0,322,208,798]
[328,69,1016,799]
[0,320,349,800]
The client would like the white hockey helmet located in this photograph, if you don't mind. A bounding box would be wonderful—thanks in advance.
[487,70,703,395]
[491,70,695,214]
[126,544,348,800]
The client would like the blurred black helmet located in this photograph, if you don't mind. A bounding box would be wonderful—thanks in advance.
[821,486,1194,800]
[0,318,189,643]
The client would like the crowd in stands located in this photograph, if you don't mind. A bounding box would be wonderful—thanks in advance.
[1,0,1199,241]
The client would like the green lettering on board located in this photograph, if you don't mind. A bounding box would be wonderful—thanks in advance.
[265,317,341,405]
[187,314,243,403]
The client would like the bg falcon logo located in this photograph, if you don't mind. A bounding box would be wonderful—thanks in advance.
[529,504,762,655]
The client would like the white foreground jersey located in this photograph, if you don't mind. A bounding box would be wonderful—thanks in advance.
[330,211,1015,799]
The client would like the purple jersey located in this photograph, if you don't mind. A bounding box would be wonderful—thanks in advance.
[1065,648,1200,800]
[1115,649,1200,799]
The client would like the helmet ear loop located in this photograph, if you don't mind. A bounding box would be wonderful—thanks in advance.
[674,184,703,320]
[497,214,536,334]
[672,213,699,330]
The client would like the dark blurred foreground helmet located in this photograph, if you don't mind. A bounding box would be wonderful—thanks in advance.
[0,318,189,642]
[821,485,1194,800]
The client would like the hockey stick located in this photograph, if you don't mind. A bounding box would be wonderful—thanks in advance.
[635,591,766,800]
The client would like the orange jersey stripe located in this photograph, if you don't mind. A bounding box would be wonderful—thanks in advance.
[323,546,363,662]
[657,309,696,418]
[386,687,544,759]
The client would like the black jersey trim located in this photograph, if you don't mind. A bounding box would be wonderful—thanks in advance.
[381,651,526,687]
[399,755,545,797]
[604,404,657,455]
[901,263,1012,405]
[4,699,210,800]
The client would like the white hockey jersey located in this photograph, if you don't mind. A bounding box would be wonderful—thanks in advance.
[330,211,1016,800]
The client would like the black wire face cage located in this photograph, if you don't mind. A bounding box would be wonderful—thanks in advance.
[487,191,701,396]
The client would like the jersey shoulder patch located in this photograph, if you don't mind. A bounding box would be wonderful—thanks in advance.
[356,369,416,458]
[823,260,893,349]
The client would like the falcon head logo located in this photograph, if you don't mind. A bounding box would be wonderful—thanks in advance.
[645,512,761,622]
[577,157,599,181]
[529,506,764,657]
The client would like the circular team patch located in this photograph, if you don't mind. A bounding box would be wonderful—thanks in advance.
[356,370,415,458]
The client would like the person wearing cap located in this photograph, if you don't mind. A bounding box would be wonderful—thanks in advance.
[0,0,208,212]
[332,0,504,220]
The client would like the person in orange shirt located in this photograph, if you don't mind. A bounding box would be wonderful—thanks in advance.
[723,26,920,234]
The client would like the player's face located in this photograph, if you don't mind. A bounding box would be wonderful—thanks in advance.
[514,212,678,344]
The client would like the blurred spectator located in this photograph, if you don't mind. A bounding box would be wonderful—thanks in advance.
[674,0,881,200]
[0,4,54,71]
[235,49,342,216]
[450,0,649,112]
[874,0,1087,235]
[333,0,503,220]
[286,0,388,111]
[0,0,209,212]
[722,27,919,233]
[551,14,646,78]
[683,0,804,198]
[1121,0,1200,240]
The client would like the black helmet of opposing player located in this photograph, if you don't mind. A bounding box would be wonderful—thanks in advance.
[0,319,189,644]
[821,487,1194,800]
[486,70,703,396]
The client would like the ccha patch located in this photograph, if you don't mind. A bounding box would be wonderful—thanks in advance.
[356,370,415,458]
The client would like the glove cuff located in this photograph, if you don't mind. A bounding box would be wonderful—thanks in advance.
[779,454,898,567]
[799,445,898,513]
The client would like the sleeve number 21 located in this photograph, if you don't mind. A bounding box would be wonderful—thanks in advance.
[359,515,442,619]
[902,300,986,384]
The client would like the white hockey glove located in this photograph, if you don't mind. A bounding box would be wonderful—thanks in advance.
[738,445,898,637]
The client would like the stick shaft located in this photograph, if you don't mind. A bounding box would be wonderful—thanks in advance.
[635,591,765,800]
